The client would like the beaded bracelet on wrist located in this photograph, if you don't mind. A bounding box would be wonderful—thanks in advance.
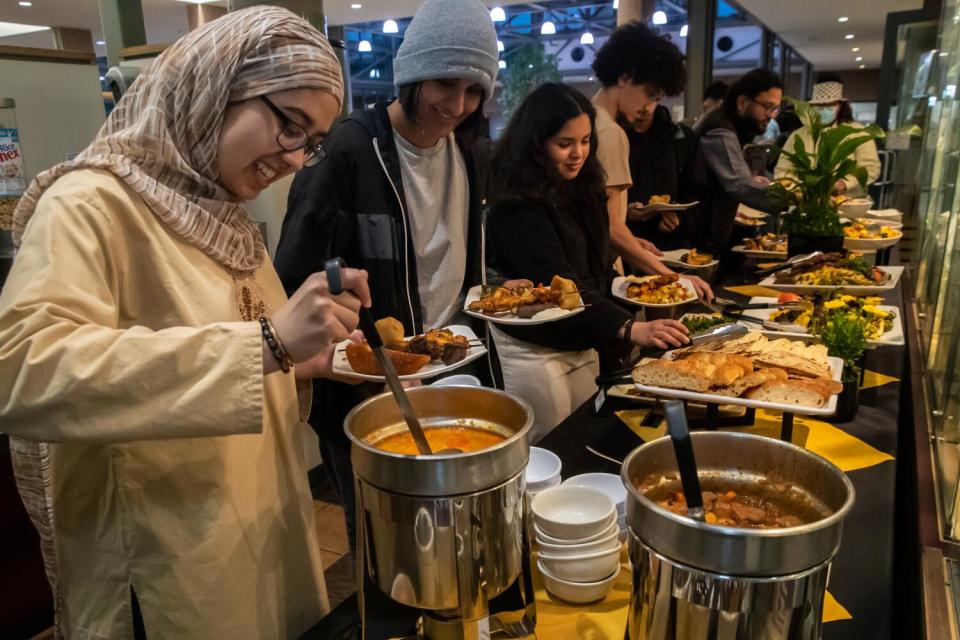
[259,316,293,373]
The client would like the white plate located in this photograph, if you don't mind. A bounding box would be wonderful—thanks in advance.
[331,324,487,381]
[760,265,904,295]
[863,209,903,223]
[737,205,770,220]
[660,249,719,270]
[612,276,698,308]
[734,217,766,227]
[731,244,788,260]
[843,231,903,251]
[633,357,845,416]
[738,297,905,347]
[631,200,700,215]
[463,285,585,326]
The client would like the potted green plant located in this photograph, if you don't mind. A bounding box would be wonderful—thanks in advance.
[767,101,884,256]
[818,309,867,421]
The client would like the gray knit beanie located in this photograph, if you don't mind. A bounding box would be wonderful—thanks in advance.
[393,0,499,101]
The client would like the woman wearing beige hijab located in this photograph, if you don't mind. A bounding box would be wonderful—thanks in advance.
[0,7,368,638]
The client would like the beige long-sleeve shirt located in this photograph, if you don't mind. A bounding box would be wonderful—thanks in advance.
[774,122,881,198]
[0,169,328,639]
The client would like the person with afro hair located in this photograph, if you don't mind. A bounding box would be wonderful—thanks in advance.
[591,21,713,300]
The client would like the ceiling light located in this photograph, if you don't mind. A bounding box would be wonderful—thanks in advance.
[859,64,865,69]
[498,60,507,69]
[358,39,371,52]
[588,76,595,81]
[540,21,556,35]
[680,24,688,38]
[580,32,594,45]
[838,16,849,22]
[351,3,362,8]
[383,19,398,34]
[845,34,855,40]
[613,0,619,9]
[95,40,105,46]
[99,75,104,81]
[851,47,860,52]
[18,1,32,6]
[0,21,49,37]
[652,10,668,25]
[497,40,504,52]
[855,56,863,62]
[369,68,380,79]
[490,7,506,22]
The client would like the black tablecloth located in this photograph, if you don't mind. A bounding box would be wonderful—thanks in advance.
[306,280,904,640]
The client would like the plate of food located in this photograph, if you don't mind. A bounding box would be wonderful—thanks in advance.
[660,248,718,269]
[731,233,789,259]
[734,213,767,227]
[631,331,844,415]
[612,274,698,307]
[737,205,770,220]
[737,294,904,347]
[332,318,487,381]
[842,221,903,251]
[760,252,903,295]
[463,276,584,325]
[629,194,700,215]
[680,312,738,336]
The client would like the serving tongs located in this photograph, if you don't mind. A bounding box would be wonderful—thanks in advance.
[325,258,457,456]
[664,400,705,522]
[595,322,747,386]
[755,251,824,277]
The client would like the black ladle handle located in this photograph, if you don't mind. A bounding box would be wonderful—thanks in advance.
[664,400,706,522]
[325,258,381,347]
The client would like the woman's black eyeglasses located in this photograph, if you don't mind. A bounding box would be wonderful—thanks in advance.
[259,96,326,167]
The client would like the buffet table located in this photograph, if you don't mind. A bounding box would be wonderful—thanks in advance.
[306,282,904,640]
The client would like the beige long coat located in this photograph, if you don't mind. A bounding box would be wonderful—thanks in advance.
[0,169,329,639]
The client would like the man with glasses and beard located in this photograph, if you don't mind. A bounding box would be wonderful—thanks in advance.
[689,69,785,264]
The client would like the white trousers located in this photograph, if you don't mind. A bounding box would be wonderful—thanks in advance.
[490,325,600,443]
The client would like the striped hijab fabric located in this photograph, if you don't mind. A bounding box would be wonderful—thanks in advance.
[11,6,343,274]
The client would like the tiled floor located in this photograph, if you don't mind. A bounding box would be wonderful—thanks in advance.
[313,483,357,610]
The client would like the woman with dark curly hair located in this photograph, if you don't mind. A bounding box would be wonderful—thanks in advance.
[591,21,713,300]
[486,83,688,440]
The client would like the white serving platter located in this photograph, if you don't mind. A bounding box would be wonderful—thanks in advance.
[632,356,844,416]
[759,265,904,295]
[843,230,903,251]
[660,249,720,270]
[463,285,585,325]
[737,297,905,347]
[332,324,487,381]
[612,276,699,308]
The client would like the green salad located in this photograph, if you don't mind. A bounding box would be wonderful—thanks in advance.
[681,313,736,335]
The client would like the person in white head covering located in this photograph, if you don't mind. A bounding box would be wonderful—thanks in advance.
[774,72,881,197]
[0,7,370,638]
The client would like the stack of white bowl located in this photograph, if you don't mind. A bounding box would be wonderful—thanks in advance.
[562,473,628,542]
[525,447,562,497]
[530,485,621,604]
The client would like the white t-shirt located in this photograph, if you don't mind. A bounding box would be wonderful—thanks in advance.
[393,130,470,329]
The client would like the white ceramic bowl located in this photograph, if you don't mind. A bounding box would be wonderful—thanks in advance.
[531,485,616,541]
[536,525,620,557]
[838,198,873,218]
[537,559,619,604]
[432,374,481,387]
[538,545,622,583]
[535,517,618,546]
[856,217,903,231]
[526,447,562,491]
[562,473,627,516]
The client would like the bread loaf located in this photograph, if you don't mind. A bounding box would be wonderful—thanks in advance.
[744,378,841,408]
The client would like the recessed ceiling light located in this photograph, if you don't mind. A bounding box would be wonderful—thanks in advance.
[350,3,361,8]
[652,10,667,25]
[855,56,863,62]
[490,7,506,22]
[358,39,371,52]
[540,21,556,35]
[680,24,688,38]
[859,64,865,69]
[845,34,855,40]
[497,40,504,52]
[851,47,860,52]
[498,60,506,69]
[612,0,619,9]
[99,75,105,81]
[383,19,398,34]
[95,40,105,46]
[18,1,32,6]
[580,32,594,45]
[838,16,849,22]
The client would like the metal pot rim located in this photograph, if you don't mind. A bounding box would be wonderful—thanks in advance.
[621,431,856,538]
[344,384,534,459]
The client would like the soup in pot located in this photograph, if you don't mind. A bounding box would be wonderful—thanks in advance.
[374,426,507,455]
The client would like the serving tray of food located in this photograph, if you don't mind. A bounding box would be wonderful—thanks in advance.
[333,320,487,381]
[631,332,844,416]
[629,194,700,215]
[842,221,904,251]
[612,274,698,307]
[737,294,904,347]
[463,276,584,325]
[660,248,718,269]
[759,252,903,294]
[731,233,788,259]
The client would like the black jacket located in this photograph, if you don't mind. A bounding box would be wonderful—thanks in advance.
[274,103,486,443]
[485,195,631,362]
[624,105,698,249]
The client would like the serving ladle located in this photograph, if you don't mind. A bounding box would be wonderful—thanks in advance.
[664,400,705,522]
[325,258,461,455]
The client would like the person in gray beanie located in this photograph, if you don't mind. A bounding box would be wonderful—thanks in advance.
[274,0,501,560]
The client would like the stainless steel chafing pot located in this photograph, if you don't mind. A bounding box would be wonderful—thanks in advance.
[621,431,855,640]
[345,385,533,640]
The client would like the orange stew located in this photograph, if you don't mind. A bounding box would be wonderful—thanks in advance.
[374,427,506,455]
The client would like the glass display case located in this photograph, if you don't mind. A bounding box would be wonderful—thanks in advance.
[913,0,960,541]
